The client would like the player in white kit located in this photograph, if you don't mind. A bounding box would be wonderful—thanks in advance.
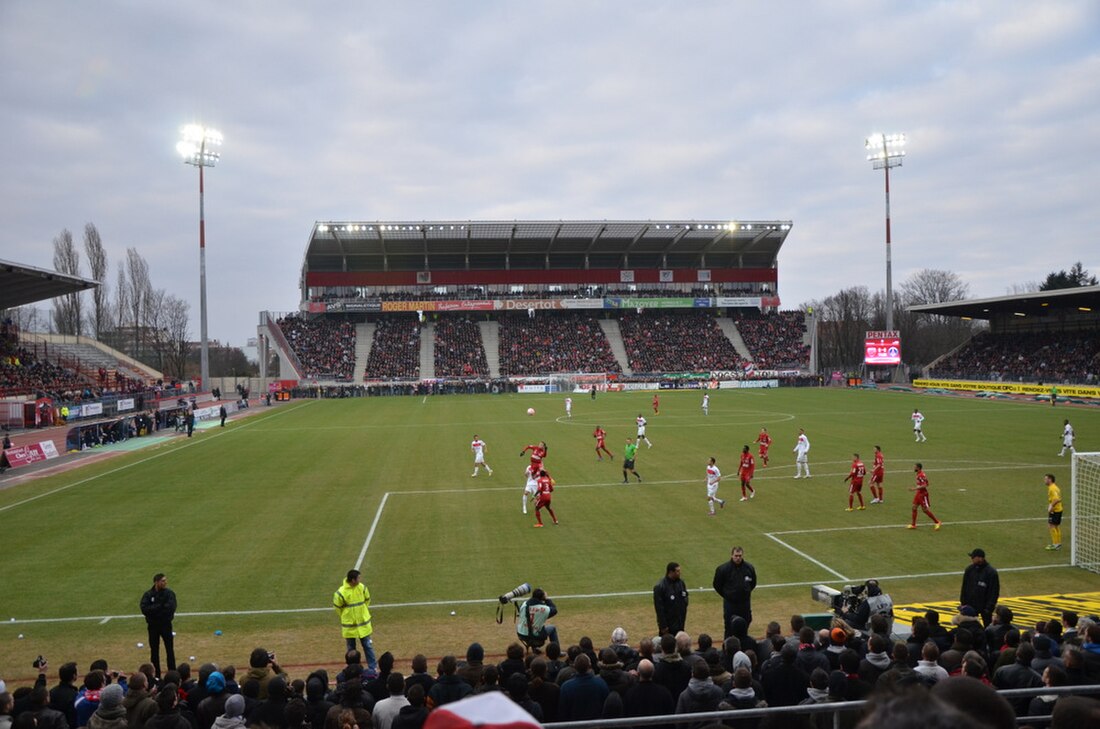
[522,465,539,514]
[793,428,812,478]
[471,435,493,477]
[636,414,653,448]
[702,393,710,415]
[1059,419,1075,456]
[565,397,572,418]
[706,457,726,515]
[912,409,927,442]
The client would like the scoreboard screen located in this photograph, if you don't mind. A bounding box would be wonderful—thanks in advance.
[864,332,901,365]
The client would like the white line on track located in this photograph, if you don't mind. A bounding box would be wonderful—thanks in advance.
[0,562,1071,627]
[0,401,315,515]
[765,533,850,582]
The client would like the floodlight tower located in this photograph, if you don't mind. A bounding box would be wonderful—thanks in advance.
[866,133,905,332]
[177,124,223,391]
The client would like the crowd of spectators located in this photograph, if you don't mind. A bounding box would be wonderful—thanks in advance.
[734,311,810,370]
[498,313,621,376]
[432,318,489,379]
[277,317,357,382]
[929,331,1100,385]
[618,312,747,374]
[4,607,1098,729]
[1,346,90,399]
[309,284,764,303]
[365,318,421,381]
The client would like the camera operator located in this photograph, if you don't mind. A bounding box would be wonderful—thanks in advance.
[838,580,894,634]
[516,588,560,648]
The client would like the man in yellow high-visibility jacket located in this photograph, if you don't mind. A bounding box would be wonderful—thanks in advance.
[334,569,378,674]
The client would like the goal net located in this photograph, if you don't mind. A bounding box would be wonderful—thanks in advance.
[1072,452,1100,574]
[548,373,609,394]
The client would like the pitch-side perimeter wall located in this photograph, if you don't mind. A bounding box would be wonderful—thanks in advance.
[914,379,1100,399]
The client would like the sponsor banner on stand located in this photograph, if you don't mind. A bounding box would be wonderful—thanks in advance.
[716,297,763,308]
[603,297,698,309]
[518,384,550,394]
[495,299,563,311]
[914,379,1100,398]
[83,402,104,416]
[118,398,135,412]
[3,441,61,468]
[718,379,780,389]
[621,382,662,391]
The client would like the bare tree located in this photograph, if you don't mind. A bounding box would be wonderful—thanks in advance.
[1005,281,1040,295]
[51,229,84,335]
[161,294,191,380]
[114,266,129,333]
[898,269,974,366]
[808,286,877,369]
[83,223,110,339]
[125,248,152,355]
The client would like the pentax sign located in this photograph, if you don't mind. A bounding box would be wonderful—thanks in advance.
[865,330,902,366]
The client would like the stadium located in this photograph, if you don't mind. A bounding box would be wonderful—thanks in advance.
[3,220,1100,726]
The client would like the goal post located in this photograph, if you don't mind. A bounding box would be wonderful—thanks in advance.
[1071,452,1100,574]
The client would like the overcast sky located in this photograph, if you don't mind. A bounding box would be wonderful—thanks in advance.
[1,1,1098,348]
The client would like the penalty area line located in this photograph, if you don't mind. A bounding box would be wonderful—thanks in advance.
[355,492,390,570]
[765,533,850,582]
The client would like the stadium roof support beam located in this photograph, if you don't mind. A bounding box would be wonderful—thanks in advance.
[620,224,650,269]
[378,228,389,271]
[658,226,692,268]
[583,224,608,270]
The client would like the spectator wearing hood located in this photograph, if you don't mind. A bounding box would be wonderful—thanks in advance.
[596,649,634,698]
[212,696,246,729]
[196,672,229,729]
[1031,635,1065,675]
[303,675,333,729]
[88,685,126,729]
[249,676,290,729]
[455,645,484,689]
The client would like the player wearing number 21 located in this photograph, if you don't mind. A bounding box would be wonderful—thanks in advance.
[1045,474,1063,551]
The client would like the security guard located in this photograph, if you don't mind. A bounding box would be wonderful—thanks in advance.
[334,569,378,674]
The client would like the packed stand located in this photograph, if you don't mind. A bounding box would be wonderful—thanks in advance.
[930,330,1100,385]
[0,345,89,399]
[618,311,747,374]
[4,606,1098,729]
[310,284,764,303]
[735,310,810,369]
[365,317,421,380]
[498,313,621,376]
[432,317,489,378]
[277,317,357,382]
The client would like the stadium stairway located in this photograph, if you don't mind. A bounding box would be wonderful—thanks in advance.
[478,320,501,378]
[353,323,375,382]
[716,317,753,362]
[598,319,633,376]
[419,321,435,379]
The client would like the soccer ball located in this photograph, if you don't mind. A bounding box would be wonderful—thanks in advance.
[527,408,535,416]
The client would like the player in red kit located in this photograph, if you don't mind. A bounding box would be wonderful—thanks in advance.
[533,469,558,527]
[652,393,660,415]
[593,426,613,461]
[844,453,867,511]
[520,441,547,472]
[870,445,885,504]
[908,462,942,530]
[755,428,772,467]
[738,445,756,501]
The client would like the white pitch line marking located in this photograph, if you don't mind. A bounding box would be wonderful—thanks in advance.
[765,533,850,582]
[355,492,390,570]
[0,562,1071,627]
[770,516,1046,536]
[99,617,111,625]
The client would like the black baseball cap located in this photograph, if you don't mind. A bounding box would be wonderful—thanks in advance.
[968,548,985,558]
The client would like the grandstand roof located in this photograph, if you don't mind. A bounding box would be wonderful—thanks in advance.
[909,285,1100,319]
[0,259,100,310]
[304,219,792,274]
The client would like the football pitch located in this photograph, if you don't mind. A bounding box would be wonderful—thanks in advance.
[1,387,1097,676]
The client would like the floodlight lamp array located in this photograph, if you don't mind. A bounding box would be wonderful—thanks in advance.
[177,124,223,167]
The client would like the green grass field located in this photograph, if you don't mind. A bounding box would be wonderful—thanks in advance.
[1,387,1097,679]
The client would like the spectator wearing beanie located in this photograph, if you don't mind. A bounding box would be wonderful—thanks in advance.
[212,695,246,729]
[456,644,484,688]
[88,685,126,729]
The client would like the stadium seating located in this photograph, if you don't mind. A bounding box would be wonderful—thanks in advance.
[930,331,1100,385]
[735,310,810,369]
[278,316,357,381]
[433,316,489,378]
[618,311,747,374]
[0,345,92,400]
[365,317,421,380]
[498,313,621,376]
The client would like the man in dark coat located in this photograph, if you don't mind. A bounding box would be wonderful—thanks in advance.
[712,546,757,635]
[140,573,177,679]
[623,660,674,729]
[960,548,1000,627]
[654,562,690,637]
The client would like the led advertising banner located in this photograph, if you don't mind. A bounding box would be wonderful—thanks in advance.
[865,330,901,365]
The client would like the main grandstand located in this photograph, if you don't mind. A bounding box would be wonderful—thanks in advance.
[258,220,813,387]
